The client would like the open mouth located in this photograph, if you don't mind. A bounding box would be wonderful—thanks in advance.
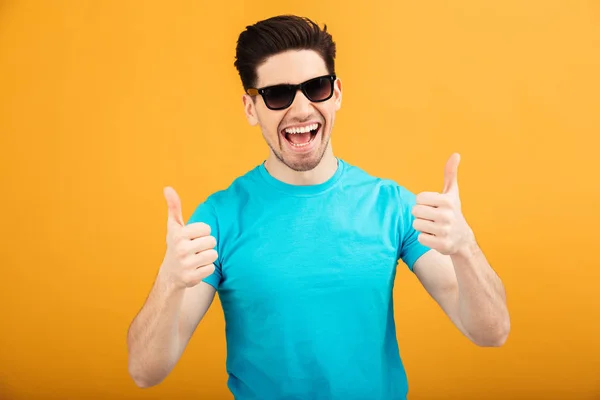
[282,123,320,148]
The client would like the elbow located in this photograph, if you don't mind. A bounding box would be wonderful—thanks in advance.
[128,354,167,389]
[130,374,152,389]
[128,363,162,389]
[128,362,152,388]
[126,335,179,389]
[127,334,163,388]
[477,330,509,347]
[471,316,511,348]
[131,376,152,389]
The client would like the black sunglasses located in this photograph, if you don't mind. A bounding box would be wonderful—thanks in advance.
[247,74,337,111]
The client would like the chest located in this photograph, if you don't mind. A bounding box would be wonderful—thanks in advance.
[217,198,401,301]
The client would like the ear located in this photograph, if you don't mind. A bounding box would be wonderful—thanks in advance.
[333,77,342,111]
[242,94,259,126]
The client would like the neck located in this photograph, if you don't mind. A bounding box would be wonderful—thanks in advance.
[264,145,338,186]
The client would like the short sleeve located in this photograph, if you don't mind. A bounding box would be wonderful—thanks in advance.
[187,199,222,290]
[397,186,431,272]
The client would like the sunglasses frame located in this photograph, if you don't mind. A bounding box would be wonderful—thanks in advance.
[246,74,337,111]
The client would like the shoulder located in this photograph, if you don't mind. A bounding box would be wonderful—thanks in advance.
[188,164,262,224]
[340,159,417,204]
[202,165,262,208]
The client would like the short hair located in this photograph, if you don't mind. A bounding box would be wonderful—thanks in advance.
[234,15,336,91]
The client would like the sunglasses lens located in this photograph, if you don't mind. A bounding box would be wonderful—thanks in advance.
[305,77,333,102]
[263,86,294,110]
[259,76,335,110]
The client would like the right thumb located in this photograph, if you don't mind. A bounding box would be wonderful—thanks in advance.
[164,186,184,226]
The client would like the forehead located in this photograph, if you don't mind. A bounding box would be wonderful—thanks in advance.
[255,50,329,88]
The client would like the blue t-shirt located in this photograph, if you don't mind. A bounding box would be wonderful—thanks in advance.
[187,158,431,400]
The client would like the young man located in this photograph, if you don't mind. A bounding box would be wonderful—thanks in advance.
[127,15,510,400]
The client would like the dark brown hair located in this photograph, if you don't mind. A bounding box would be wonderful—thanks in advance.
[234,15,336,91]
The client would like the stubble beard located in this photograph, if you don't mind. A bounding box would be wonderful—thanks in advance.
[268,130,330,172]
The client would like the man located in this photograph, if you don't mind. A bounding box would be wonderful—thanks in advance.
[127,15,510,400]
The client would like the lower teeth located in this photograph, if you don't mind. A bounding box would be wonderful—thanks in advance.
[291,141,310,147]
[289,130,317,147]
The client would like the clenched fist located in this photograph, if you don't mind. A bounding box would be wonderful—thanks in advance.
[160,186,218,288]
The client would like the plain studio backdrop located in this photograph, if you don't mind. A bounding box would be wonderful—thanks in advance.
[1,1,599,399]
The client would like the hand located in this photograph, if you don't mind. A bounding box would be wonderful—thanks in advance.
[160,187,218,288]
[412,153,474,256]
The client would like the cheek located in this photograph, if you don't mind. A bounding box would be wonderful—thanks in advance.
[259,122,276,138]
[257,114,283,139]
[319,105,336,128]
[312,105,327,120]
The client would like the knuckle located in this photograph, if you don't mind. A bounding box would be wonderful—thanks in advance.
[178,226,189,238]
[201,263,216,276]
[416,192,429,204]
[194,222,211,235]
[175,244,188,259]
[412,205,421,216]
[201,249,218,264]
[440,210,452,223]
[439,225,449,237]
[194,264,216,282]
[179,257,192,269]
[186,222,211,239]
[174,231,186,243]
[207,235,217,248]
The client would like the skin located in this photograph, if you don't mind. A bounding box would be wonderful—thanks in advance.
[126,48,510,389]
[242,49,342,185]
[412,153,510,346]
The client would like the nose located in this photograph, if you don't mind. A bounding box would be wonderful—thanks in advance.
[288,88,313,117]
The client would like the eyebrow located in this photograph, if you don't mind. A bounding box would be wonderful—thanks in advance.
[257,80,293,88]
[257,75,326,89]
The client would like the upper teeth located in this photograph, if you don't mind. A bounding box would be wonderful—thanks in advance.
[285,123,319,134]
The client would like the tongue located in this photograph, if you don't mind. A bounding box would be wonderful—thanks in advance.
[287,131,312,144]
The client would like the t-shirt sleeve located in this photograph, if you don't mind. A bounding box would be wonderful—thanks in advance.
[397,186,431,272]
[187,199,223,290]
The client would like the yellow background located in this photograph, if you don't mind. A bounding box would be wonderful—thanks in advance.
[1,0,599,399]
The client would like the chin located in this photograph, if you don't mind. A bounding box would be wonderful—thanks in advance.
[285,158,322,172]
[268,128,331,172]
[281,144,329,172]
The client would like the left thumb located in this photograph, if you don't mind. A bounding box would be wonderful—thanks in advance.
[443,153,461,194]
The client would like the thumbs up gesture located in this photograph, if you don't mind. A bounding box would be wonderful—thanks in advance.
[161,187,218,288]
[412,153,474,256]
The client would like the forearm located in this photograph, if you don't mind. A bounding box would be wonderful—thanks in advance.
[452,235,510,346]
[127,270,186,387]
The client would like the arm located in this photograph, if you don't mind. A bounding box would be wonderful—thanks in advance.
[409,153,510,346]
[127,187,220,387]
[127,278,216,388]
[413,242,510,346]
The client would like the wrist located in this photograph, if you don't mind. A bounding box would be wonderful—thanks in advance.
[452,229,478,261]
[157,263,186,293]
